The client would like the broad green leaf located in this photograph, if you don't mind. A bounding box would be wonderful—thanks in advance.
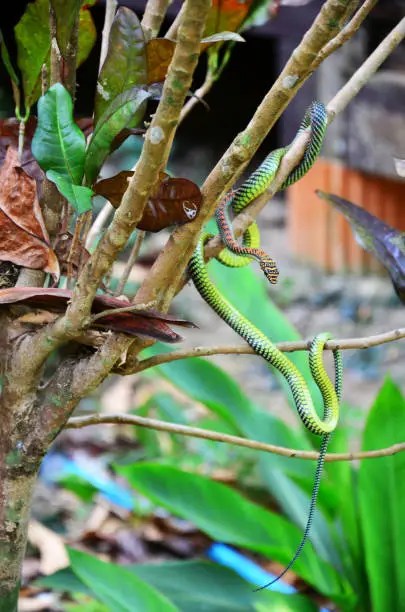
[32,83,86,184]
[36,566,94,596]
[95,7,147,127]
[0,29,19,86]
[15,0,50,109]
[15,0,96,108]
[50,0,82,57]
[259,466,341,571]
[131,560,317,612]
[151,353,314,480]
[46,170,93,214]
[359,378,405,612]
[84,87,150,184]
[38,561,317,611]
[118,462,354,604]
[208,260,324,415]
[65,598,109,612]
[69,548,179,612]
[77,2,97,66]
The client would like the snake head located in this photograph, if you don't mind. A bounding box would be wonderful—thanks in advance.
[260,259,279,284]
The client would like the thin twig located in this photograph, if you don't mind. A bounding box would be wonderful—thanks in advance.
[132,327,405,373]
[328,15,405,120]
[99,0,117,72]
[165,2,187,40]
[203,15,405,263]
[66,413,405,463]
[141,0,171,38]
[85,202,114,251]
[114,230,146,296]
[311,0,378,70]
[89,299,157,324]
[135,0,365,309]
[180,73,215,122]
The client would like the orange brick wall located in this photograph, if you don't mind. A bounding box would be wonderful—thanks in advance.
[287,158,405,274]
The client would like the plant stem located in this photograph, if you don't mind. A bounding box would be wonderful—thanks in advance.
[141,0,170,38]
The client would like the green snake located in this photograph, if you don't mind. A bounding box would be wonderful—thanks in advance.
[215,102,327,282]
[188,102,343,589]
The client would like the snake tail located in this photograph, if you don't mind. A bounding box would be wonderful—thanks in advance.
[255,337,343,591]
[254,433,331,592]
[188,243,342,589]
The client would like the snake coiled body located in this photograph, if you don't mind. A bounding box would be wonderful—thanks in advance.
[216,102,328,279]
[188,102,342,589]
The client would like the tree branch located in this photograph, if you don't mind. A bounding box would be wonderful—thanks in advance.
[134,0,362,309]
[99,0,117,71]
[120,327,405,374]
[29,0,211,360]
[141,0,171,38]
[328,15,405,120]
[66,412,405,463]
[114,230,146,296]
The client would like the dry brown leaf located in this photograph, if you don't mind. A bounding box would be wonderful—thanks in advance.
[94,171,201,232]
[0,287,197,342]
[0,148,59,278]
[54,231,90,278]
[28,520,69,575]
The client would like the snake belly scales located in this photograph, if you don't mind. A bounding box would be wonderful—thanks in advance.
[188,102,343,590]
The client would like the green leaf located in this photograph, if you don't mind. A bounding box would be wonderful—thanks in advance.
[50,0,82,57]
[57,473,98,502]
[85,87,150,184]
[208,260,324,415]
[118,462,353,603]
[151,353,314,480]
[46,170,93,214]
[69,548,180,612]
[38,561,317,611]
[95,7,147,127]
[77,2,97,66]
[131,560,317,612]
[0,28,19,86]
[65,597,109,612]
[32,83,86,184]
[15,0,50,109]
[15,0,96,108]
[359,378,405,612]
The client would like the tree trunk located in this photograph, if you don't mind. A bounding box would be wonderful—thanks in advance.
[0,462,39,611]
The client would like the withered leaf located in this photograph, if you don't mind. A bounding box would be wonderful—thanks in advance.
[146,33,244,85]
[0,117,43,181]
[0,287,196,343]
[0,148,59,278]
[146,38,175,84]
[94,171,202,232]
[54,231,90,278]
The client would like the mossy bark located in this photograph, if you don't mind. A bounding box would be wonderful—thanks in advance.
[0,462,40,611]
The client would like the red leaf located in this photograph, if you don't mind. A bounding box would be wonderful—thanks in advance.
[0,287,196,343]
[94,172,202,232]
[0,148,59,278]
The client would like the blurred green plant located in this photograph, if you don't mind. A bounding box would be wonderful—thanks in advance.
[39,266,405,611]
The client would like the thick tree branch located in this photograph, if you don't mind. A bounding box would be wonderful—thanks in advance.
[135,0,362,309]
[141,0,171,38]
[25,0,211,366]
[66,412,405,463]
